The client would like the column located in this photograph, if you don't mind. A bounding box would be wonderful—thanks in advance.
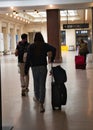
[11,25,18,53]
[0,21,4,54]
[92,7,93,52]
[5,23,10,51]
[18,26,23,41]
[3,28,7,52]
[0,21,2,33]
[47,9,62,63]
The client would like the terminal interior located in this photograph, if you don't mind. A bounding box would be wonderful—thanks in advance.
[1,51,93,130]
[0,7,92,54]
[0,1,93,130]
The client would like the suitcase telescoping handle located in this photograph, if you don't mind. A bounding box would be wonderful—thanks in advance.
[50,63,54,82]
[51,62,53,69]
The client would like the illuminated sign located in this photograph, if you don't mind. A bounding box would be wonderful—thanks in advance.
[63,23,89,29]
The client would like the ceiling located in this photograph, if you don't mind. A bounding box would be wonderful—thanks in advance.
[0,0,93,12]
[0,9,91,24]
[0,0,92,9]
[0,0,92,24]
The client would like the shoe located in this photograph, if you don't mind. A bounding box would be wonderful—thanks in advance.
[33,97,40,103]
[40,103,45,113]
[21,89,27,96]
[26,88,29,92]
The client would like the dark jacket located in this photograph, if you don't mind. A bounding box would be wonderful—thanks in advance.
[25,42,56,74]
[16,41,30,63]
[79,42,89,55]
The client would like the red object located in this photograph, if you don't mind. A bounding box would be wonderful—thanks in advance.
[75,56,86,69]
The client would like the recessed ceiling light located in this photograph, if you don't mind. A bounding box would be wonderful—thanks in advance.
[49,5,53,8]
[10,6,14,10]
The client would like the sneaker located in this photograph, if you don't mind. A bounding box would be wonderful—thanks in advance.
[40,103,45,113]
[21,89,27,96]
[33,97,40,103]
[26,88,29,92]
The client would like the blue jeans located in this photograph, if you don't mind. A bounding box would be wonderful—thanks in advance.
[31,66,47,104]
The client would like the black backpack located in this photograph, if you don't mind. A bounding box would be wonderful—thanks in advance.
[52,65,67,84]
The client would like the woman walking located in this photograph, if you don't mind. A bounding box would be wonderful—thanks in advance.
[25,32,56,113]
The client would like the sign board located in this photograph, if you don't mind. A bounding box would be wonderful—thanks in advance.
[63,23,89,29]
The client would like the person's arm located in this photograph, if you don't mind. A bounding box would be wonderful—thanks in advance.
[15,42,20,56]
[51,47,56,62]
[46,44,56,62]
[25,46,31,75]
[15,49,18,56]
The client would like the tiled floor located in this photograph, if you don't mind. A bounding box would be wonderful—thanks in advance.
[0,51,93,130]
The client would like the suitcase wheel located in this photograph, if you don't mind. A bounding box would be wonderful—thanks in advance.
[52,106,55,110]
[58,107,61,110]
[52,106,61,110]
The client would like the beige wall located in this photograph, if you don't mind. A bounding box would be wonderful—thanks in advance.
[66,29,76,49]
[24,22,47,42]
[0,16,92,53]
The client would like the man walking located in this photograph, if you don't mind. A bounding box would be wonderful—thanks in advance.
[15,33,30,96]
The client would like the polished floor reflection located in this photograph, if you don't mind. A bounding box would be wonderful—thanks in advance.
[0,51,93,130]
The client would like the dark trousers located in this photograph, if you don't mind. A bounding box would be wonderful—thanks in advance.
[32,66,47,104]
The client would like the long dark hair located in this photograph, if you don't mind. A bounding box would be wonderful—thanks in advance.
[34,32,45,56]
[34,32,45,43]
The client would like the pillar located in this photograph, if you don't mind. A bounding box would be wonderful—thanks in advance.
[0,21,4,53]
[10,28,16,53]
[5,23,10,51]
[92,7,93,52]
[47,9,62,63]
[0,21,2,33]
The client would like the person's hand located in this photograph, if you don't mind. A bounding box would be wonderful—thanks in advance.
[49,69,53,76]
[15,50,18,56]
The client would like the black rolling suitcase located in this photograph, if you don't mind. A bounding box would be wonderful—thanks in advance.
[51,65,67,110]
[51,82,61,110]
[60,83,67,105]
